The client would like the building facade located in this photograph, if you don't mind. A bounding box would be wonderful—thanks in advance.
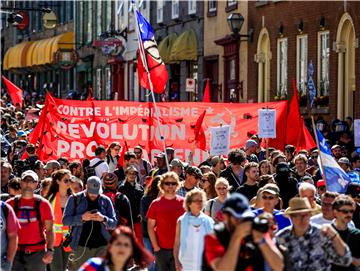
[203,0,250,103]
[151,0,204,102]
[247,1,360,120]
[2,1,76,98]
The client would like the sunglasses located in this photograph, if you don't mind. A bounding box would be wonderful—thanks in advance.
[311,156,318,160]
[262,195,275,200]
[127,172,137,176]
[163,182,177,186]
[216,186,227,190]
[21,178,38,184]
[337,209,354,214]
[134,151,142,155]
[62,178,70,184]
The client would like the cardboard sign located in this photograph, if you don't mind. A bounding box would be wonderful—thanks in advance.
[209,125,231,156]
[258,109,276,138]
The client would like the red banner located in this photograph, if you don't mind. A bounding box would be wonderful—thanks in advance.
[31,95,288,164]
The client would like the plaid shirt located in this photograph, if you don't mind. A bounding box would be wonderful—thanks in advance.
[276,224,352,271]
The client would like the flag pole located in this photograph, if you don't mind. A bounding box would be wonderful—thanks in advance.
[132,3,170,171]
[311,116,327,190]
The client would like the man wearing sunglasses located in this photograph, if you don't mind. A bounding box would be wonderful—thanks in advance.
[147,172,185,271]
[332,195,360,271]
[220,150,247,192]
[6,170,55,271]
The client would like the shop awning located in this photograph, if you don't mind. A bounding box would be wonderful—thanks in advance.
[158,33,178,64]
[169,29,197,62]
[3,41,33,70]
[4,32,75,69]
[31,32,74,66]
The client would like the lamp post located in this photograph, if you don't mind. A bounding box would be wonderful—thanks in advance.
[227,13,244,38]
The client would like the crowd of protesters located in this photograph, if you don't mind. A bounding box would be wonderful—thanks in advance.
[1,94,360,271]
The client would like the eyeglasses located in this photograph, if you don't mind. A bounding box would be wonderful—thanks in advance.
[62,178,70,184]
[337,209,355,214]
[163,182,177,186]
[21,178,38,184]
[262,195,275,200]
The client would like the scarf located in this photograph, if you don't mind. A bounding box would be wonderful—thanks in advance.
[179,211,214,254]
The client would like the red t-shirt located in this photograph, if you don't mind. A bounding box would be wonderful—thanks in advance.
[146,195,184,249]
[4,202,21,234]
[7,196,53,252]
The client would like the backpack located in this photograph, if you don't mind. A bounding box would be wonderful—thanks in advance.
[13,195,45,248]
[85,160,104,178]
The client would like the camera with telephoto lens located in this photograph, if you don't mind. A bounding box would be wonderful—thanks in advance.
[241,216,270,256]
[252,216,270,233]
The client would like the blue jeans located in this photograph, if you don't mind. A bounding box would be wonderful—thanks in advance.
[143,237,157,271]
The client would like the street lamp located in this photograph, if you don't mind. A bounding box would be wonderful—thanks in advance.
[227,13,244,36]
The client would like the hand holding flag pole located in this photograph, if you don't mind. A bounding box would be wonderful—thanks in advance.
[132,2,170,170]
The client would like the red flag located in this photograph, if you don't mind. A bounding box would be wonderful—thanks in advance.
[286,80,316,150]
[203,79,211,102]
[118,141,129,167]
[138,50,168,94]
[2,76,23,107]
[87,87,94,101]
[194,110,207,150]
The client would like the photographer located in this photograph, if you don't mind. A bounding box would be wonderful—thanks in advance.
[203,193,284,271]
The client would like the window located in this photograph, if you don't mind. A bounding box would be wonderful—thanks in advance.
[117,0,125,30]
[106,0,112,30]
[157,0,164,23]
[105,67,112,100]
[296,35,308,97]
[78,2,83,46]
[86,2,93,43]
[172,0,179,19]
[96,1,102,37]
[228,0,237,6]
[277,38,288,97]
[318,31,330,97]
[96,69,102,99]
[188,0,196,14]
[208,0,217,11]
[226,0,237,12]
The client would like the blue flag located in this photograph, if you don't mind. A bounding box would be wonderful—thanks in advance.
[308,62,316,108]
[316,128,350,193]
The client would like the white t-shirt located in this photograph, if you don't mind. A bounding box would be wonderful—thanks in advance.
[89,157,109,179]
[310,214,355,228]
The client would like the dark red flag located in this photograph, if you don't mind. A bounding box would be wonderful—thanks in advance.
[2,76,23,107]
[286,80,316,150]
[194,110,207,150]
[203,79,211,102]
[118,141,129,167]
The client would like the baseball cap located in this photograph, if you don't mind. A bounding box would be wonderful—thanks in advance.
[186,166,203,179]
[170,158,184,168]
[21,170,39,182]
[262,183,280,195]
[338,157,350,166]
[316,179,326,188]
[44,160,61,170]
[155,152,165,158]
[346,182,360,198]
[245,139,257,150]
[331,144,341,150]
[87,176,103,194]
[166,147,175,154]
[103,173,118,184]
[17,130,26,137]
[222,193,255,220]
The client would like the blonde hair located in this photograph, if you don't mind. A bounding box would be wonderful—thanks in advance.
[215,177,232,190]
[158,171,180,193]
[184,189,207,212]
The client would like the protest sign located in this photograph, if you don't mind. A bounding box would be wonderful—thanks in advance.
[30,94,288,164]
[258,109,276,138]
[209,125,230,156]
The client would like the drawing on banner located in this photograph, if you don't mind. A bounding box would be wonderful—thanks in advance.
[209,125,231,156]
[258,109,276,138]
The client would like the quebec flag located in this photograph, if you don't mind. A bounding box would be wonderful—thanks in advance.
[316,128,350,193]
[136,10,168,94]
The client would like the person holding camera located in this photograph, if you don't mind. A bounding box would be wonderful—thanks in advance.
[62,176,117,271]
[203,193,284,271]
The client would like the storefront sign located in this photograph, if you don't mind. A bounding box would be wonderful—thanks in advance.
[93,36,126,56]
[54,50,79,70]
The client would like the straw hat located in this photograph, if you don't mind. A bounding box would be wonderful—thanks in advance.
[284,197,314,216]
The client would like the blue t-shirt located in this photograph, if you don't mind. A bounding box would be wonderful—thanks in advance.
[253,208,291,231]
